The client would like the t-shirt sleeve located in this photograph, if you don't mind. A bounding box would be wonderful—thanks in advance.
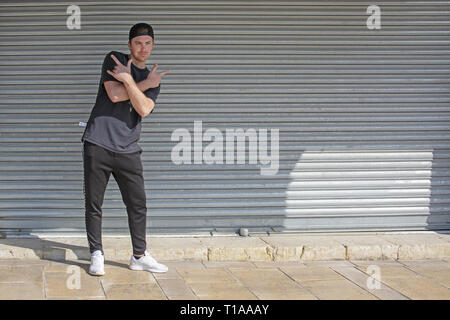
[144,84,161,114]
[145,84,160,103]
[101,51,122,84]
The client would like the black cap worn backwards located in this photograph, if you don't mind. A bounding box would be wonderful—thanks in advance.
[129,23,154,42]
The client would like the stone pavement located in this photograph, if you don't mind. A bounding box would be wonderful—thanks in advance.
[0,232,448,300]
[0,258,448,300]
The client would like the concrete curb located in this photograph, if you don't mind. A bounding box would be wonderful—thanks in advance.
[0,232,449,262]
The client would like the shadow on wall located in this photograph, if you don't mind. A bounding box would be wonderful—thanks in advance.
[428,150,450,234]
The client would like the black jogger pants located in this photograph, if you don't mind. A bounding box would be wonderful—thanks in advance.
[83,141,147,256]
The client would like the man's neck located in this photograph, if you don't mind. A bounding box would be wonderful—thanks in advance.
[128,54,146,69]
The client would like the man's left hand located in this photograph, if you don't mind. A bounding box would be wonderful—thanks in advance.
[107,54,134,84]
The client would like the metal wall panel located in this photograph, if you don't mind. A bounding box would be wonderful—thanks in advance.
[0,1,449,236]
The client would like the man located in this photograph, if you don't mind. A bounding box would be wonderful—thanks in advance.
[81,23,170,276]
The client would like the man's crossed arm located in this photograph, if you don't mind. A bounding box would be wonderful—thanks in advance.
[105,54,170,117]
[104,79,153,104]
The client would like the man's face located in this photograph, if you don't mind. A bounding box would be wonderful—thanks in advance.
[128,35,154,63]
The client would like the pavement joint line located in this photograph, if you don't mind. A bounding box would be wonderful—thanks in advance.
[276,266,320,300]
[153,277,170,301]
[396,260,450,289]
[329,265,385,301]
[244,286,261,300]
[344,260,411,300]
[223,267,260,300]
[42,267,48,299]
[42,264,46,300]
[99,278,108,299]
[346,261,412,300]
[185,278,199,300]
[230,274,260,301]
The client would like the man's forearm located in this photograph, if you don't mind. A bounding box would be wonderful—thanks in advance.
[108,78,153,103]
[123,78,154,117]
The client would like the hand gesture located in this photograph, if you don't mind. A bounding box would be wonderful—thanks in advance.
[146,64,171,88]
[106,54,133,84]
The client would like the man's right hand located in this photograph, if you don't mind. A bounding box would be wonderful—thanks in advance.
[146,64,171,88]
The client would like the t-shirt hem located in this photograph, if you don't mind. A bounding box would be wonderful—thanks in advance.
[82,137,142,154]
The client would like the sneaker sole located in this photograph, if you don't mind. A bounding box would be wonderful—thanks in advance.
[129,264,168,273]
[88,270,105,276]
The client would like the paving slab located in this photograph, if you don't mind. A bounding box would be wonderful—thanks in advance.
[303,260,355,268]
[299,278,378,300]
[152,261,205,280]
[0,262,46,300]
[350,259,403,267]
[252,261,306,268]
[44,268,105,299]
[330,265,409,300]
[399,259,449,267]
[47,296,107,300]
[100,262,157,288]
[103,283,167,300]
[0,264,44,283]
[202,261,256,268]
[156,279,198,300]
[375,275,450,300]
[177,267,238,284]
[279,265,343,282]
[398,260,450,288]
[229,267,318,300]
[403,266,450,288]
[176,267,257,300]
[352,261,420,278]
[163,261,206,269]
[351,260,450,300]
[44,260,91,273]
[0,259,49,266]
[0,282,45,300]
[188,281,258,300]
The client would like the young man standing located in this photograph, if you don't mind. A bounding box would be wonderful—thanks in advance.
[81,23,170,276]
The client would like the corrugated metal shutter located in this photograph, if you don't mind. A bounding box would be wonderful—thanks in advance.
[0,1,449,236]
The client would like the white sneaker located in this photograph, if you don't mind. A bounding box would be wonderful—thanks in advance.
[88,250,105,276]
[129,251,168,273]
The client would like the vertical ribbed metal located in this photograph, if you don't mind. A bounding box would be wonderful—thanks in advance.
[0,1,449,236]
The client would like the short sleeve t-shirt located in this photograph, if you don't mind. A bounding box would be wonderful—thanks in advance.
[81,50,160,153]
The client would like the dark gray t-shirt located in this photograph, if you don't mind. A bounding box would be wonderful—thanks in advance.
[81,50,160,153]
